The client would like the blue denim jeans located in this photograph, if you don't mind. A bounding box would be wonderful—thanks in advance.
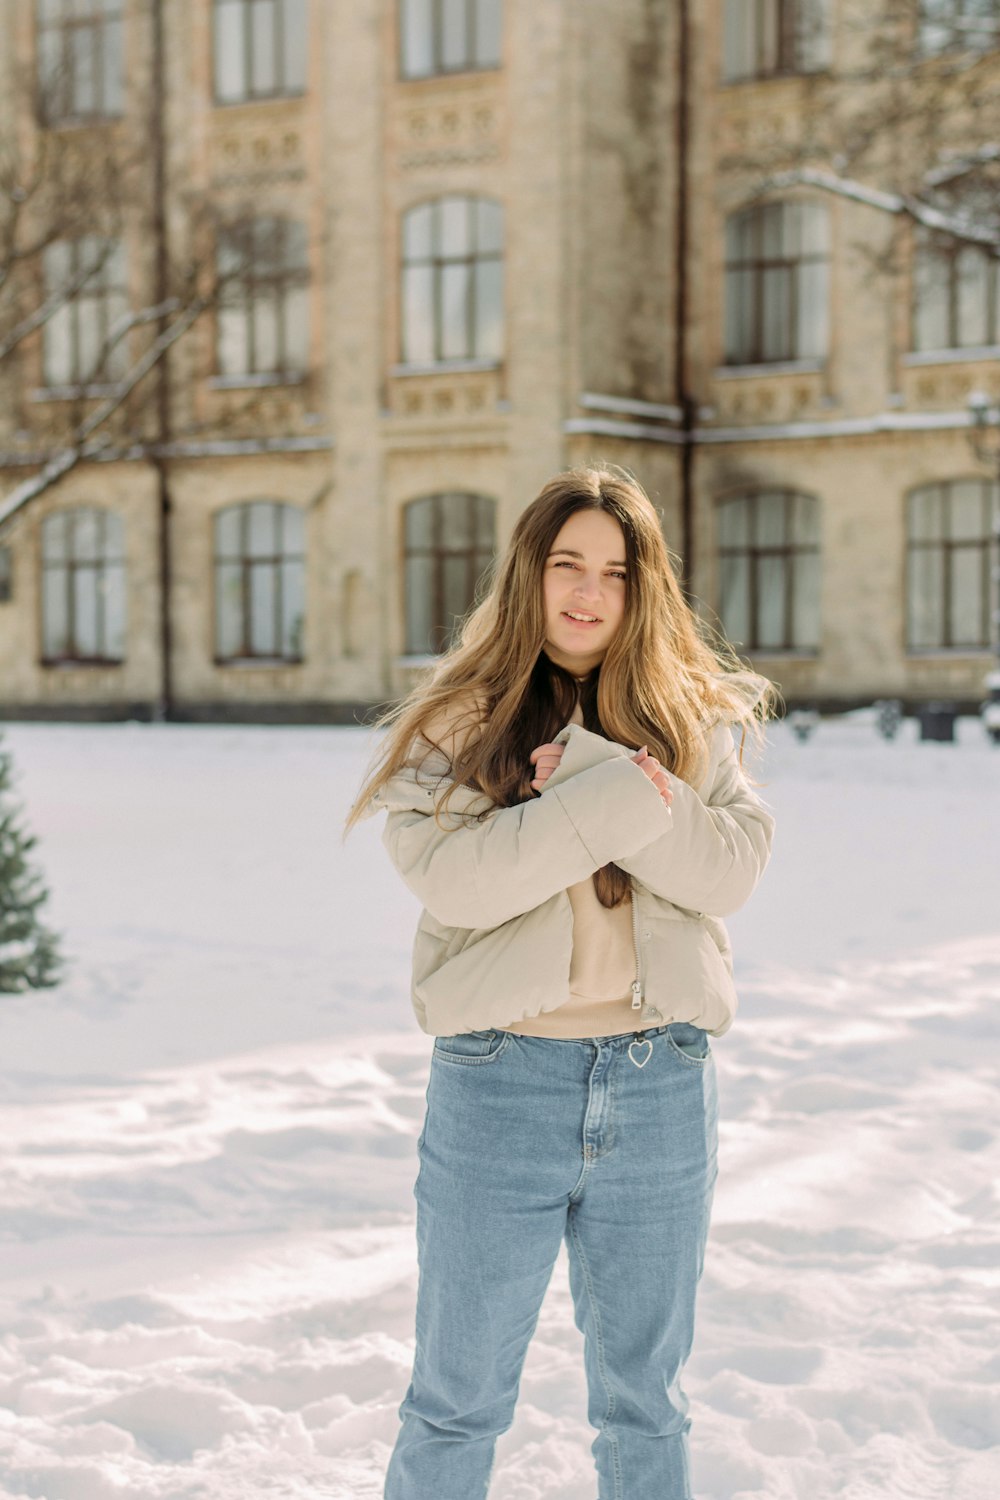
[383,1021,719,1500]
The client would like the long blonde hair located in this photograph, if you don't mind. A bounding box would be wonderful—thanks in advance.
[344,464,780,908]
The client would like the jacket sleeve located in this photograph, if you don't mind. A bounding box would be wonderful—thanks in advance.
[615,722,775,916]
[377,729,672,930]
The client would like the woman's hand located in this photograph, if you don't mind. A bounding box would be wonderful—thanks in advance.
[632,746,673,808]
[529,741,565,792]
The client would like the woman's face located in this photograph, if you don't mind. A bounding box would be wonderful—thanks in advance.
[541,507,628,676]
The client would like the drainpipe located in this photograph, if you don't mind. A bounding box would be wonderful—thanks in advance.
[150,0,174,720]
[673,0,696,599]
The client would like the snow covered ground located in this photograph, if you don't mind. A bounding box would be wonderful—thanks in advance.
[0,713,997,1500]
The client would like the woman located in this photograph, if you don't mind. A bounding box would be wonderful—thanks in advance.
[345,465,778,1500]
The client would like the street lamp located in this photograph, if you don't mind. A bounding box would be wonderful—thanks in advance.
[966,390,1000,744]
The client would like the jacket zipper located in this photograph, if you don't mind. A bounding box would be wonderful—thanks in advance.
[630,886,643,1011]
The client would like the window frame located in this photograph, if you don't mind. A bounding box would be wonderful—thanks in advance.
[400,195,504,366]
[723,200,830,366]
[214,217,310,381]
[905,479,997,652]
[41,235,129,391]
[715,489,822,654]
[399,0,502,81]
[916,0,1000,58]
[35,0,125,127]
[213,500,307,665]
[212,0,308,106]
[721,0,830,83]
[912,226,1000,353]
[401,492,496,656]
[39,505,126,666]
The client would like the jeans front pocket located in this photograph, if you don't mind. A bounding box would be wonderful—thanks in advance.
[666,1021,712,1067]
[432,1028,513,1065]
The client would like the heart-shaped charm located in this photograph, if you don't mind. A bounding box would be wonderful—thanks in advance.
[628,1036,653,1069]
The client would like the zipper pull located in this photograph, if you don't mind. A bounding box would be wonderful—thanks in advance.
[631,980,642,1011]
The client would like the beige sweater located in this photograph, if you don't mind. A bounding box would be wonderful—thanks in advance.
[498,695,657,1040]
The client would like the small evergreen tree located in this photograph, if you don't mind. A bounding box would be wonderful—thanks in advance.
[0,733,63,992]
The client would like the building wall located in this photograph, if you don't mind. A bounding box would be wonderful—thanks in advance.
[0,0,997,719]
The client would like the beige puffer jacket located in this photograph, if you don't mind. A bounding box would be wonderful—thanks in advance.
[365,717,775,1038]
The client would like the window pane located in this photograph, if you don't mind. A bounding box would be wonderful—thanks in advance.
[755,492,788,548]
[74,566,100,656]
[44,303,73,386]
[475,0,501,66]
[949,545,985,644]
[216,562,243,657]
[438,492,474,549]
[249,562,277,652]
[43,513,69,563]
[402,264,435,362]
[914,242,951,351]
[724,266,755,362]
[102,561,126,659]
[909,486,943,542]
[907,545,944,647]
[439,196,471,257]
[282,284,309,370]
[948,480,987,540]
[797,260,829,358]
[404,203,433,261]
[722,0,753,79]
[71,23,96,114]
[215,0,246,101]
[719,553,750,641]
[281,503,305,555]
[476,199,503,254]
[956,248,990,346]
[104,510,125,563]
[440,262,470,358]
[401,0,434,77]
[405,552,434,653]
[76,296,102,381]
[761,266,791,360]
[0,547,12,604]
[281,559,305,656]
[74,508,101,562]
[799,202,830,256]
[252,291,279,368]
[217,303,249,375]
[248,501,277,558]
[756,554,787,648]
[473,258,503,359]
[251,0,276,94]
[42,567,70,658]
[215,506,242,560]
[791,492,820,545]
[102,17,123,113]
[441,0,469,69]
[725,208,755,264]
[797,0,831,69]
[283,0,307,89]
[792,550,821,649]
[718,498,749,548]
[405,497,435,548]
[760,201,787,259]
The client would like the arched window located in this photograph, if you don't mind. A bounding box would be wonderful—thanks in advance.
[40,506,126,664]
[722,0,830,82]
[401,197,504,365]
[724,201,829,365]
[399,0,502,79]
[403,493,496,654]
[216,218,309,378]
[913,228,1000,352]
[214,501,306,662]
[906,479,997,650]
[717,490,821,651]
